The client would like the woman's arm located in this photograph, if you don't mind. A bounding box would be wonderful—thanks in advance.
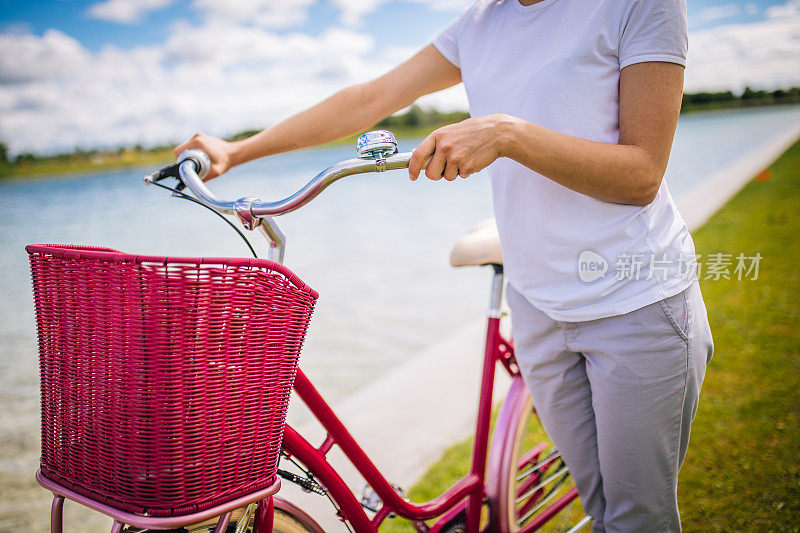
[174,45,461,180]
[408,62,684,206]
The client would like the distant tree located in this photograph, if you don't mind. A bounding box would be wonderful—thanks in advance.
[742,87,767,101]
[228,129,261,142]
[715,91,735,102]
[0,142,8,166]
[15,152,35,165]
[403,105,424,128]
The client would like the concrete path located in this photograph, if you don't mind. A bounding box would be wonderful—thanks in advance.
[678,120,800,231]
[276,124,800,531]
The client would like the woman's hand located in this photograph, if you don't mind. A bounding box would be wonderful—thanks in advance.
[408,114,514,181]
[173,132,237,181]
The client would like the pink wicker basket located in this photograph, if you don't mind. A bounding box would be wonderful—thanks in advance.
[26,244,318,517]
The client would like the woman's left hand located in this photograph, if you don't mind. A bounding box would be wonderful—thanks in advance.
[408,114,514,181]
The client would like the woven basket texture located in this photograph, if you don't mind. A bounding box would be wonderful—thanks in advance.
[26,244,317,516]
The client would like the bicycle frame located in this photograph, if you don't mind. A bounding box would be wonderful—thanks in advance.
[137,135,583,532]
[280,265,520,533]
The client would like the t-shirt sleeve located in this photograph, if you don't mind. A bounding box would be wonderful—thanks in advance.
[431,8,468,68]
[618,0,688,69]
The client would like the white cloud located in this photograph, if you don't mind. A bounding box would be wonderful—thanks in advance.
[191,0,315,29]
[331,0,471,27]
[423,0,473,10]
[0,19,387,154]
[0,29,89,83]
[686,3,800,92]
[1,0,798,155]
[87,0,174,24]
[765,0,800,18]
[695,4,741,24]
[329,0,387,27]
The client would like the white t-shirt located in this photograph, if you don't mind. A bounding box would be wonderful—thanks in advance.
[433,0,695,322]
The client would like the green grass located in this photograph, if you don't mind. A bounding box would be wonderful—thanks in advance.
[380,418,483,532]
[678,139,800,531]
[381,407,582,532]
[380,139,800,532]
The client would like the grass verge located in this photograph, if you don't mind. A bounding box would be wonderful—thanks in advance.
[677,138,800,531]
[380,138,800,532]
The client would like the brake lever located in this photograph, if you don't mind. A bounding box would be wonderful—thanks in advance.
[147,162,179,181]
[144,162,187,191]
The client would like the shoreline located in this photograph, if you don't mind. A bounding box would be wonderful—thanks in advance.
[3,103,799,183]
[677,119,800,230]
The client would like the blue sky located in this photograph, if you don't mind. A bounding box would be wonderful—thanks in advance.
[1,0,799,154]
[0,1,792,52]
[0,0,461,53]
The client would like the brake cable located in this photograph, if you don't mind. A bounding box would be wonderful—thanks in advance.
[148,179,259,259]
[279,453,355,533]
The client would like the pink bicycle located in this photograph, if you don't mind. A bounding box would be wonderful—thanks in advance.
[28,131,589,533]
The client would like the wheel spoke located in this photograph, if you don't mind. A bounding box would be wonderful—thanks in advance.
[516,470,542,500]
[503,391,585,532]
[516,442,549,471]
[516,449,561,481]
[564,515,593,533]
[517,486,544,518]
[517,479,566,524]
[516,464,570,504]
[234,502,257,533]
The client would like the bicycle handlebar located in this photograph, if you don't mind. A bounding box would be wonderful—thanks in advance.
[172,148,412,219]
[144,130,411,263]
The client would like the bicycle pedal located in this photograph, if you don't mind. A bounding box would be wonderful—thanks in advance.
[361,483,404,514]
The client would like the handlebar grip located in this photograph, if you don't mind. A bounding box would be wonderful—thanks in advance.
[177,149,211,181]
[147,162,180,182]
[143,149,209,192]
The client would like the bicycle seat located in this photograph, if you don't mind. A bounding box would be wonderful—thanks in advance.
[450,218,503,267]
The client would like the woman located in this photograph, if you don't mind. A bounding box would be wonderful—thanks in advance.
[176,0,713,531]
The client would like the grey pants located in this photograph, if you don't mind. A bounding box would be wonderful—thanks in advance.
[507,281,713,533]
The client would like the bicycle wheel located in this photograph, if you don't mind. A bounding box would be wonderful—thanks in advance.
[488,378,590,533]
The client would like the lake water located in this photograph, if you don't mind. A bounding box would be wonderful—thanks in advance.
[1,105,799,530]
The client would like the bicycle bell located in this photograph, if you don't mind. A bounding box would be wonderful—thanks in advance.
[356,130,398,159]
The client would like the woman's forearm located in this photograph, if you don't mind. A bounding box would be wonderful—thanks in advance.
[500,63,683,206]
[408,114,667,206]
[408,62,683,207]
[175,46,461,181]
[229,45,464,168]
[229,82,391,166]
[499,117,665,206]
